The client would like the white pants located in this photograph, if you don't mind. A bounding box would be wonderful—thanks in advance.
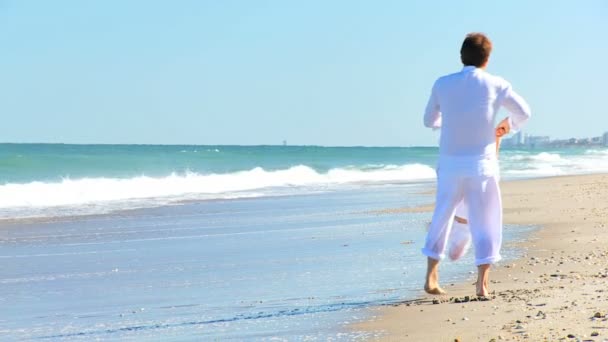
[447,202,471,261]
[422,157,502,266]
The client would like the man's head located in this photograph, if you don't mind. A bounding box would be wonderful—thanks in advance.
[460,33,492,68]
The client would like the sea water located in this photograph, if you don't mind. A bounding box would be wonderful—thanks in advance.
[0,144,604,340]
[1,144,607,219]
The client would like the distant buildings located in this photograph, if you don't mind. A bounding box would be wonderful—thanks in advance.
[527,135,551,148]
[514,131,526,145]
[502,130,608,149]
[501,131,533,148]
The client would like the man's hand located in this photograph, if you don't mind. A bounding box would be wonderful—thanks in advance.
[495,117,510,138]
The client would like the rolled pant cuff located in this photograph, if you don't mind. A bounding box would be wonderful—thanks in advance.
[421,247,445,261]
[475,255,501,266]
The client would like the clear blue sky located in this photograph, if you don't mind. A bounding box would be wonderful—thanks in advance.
[1,0,607,146]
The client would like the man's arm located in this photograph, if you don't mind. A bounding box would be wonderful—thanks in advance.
[497,82,531,136]
[423,82,442,129]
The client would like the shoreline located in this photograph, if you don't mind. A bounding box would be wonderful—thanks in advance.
[353,173,608,341]
[0,182,436,226]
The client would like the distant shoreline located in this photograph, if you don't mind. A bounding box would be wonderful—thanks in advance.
[2,141,608,147]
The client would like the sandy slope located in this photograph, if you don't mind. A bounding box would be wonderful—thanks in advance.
[354,174,608,341]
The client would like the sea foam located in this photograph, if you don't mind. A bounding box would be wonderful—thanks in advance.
[0,164,436,210]
[502,150,608,177]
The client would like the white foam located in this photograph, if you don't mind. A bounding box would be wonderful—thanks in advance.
[0,164,436,211]
[584,149,608,156]
[506,152,563,163]
[502,149,608,178]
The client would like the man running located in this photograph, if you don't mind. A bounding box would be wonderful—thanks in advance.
[422,33,531,296]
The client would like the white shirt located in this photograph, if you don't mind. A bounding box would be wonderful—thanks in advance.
[424,66,531,158]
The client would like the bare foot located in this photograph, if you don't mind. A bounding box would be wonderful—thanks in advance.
[424,258,446,295]
[476,264,491,296]
[424,285,446,295]
[476,283,488,297]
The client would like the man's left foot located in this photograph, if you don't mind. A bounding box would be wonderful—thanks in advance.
[424,285,446,295]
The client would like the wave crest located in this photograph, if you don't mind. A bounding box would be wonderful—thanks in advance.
[0,164,436,210]
[506,152,564,163]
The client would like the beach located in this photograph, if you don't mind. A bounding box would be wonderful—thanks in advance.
[0,182,450,340]
[2,144,608,340]
[3,1,607,340]
[0,177,530,341]
[354,173,608,341]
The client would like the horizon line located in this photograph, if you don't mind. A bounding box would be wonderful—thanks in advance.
[0,142,438,148]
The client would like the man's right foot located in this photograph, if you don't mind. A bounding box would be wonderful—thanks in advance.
[476,264,491,297]
[475,281,489,297]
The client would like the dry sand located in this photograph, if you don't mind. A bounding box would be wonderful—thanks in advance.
[353,174,608,341]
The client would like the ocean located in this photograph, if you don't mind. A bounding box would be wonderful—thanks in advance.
[1,144,606,340]
[2,144,607,220]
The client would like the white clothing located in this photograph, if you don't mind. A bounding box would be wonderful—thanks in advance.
[447,202,471,261]
[421,66,530,266]
[423,166,503,265]
[424,66,531,158]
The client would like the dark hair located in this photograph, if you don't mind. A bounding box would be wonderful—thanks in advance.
[460,33,492,67]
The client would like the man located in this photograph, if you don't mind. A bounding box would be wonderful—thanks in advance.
[422,33,531,296]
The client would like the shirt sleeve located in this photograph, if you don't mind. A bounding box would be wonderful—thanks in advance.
[423,82,442,129]
[499,82,531,132]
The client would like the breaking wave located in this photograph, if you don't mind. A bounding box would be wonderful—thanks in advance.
[0,164,436,215]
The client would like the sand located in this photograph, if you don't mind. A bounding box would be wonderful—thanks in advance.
[353,174,608,341]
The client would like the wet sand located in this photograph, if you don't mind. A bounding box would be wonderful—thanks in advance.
[354,174,608,341]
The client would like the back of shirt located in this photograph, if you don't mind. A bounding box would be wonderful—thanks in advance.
[424,66,531,158]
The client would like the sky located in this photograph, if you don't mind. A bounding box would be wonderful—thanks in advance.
[1,0,607,146]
